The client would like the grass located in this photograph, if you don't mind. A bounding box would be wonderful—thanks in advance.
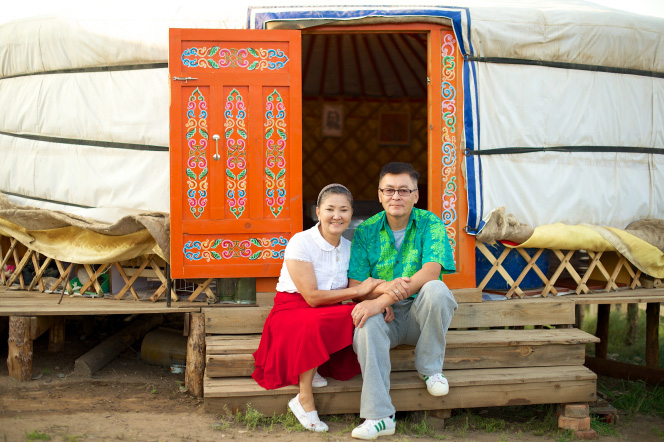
[581,305,664,365]
[229,404,306,433]
[598,378,664,418]
[25,431,50,441]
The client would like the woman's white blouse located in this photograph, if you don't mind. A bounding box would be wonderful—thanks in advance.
[275,223,351,293]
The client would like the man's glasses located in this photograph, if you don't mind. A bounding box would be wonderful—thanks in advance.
[379,188,418,197]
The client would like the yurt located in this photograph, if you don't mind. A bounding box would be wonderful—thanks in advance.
[1,0,663,296]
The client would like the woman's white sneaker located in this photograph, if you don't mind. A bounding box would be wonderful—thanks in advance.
[288,394,329,432]
[312,371,328,388]
[419,372,449,396]
[351,415,396,440]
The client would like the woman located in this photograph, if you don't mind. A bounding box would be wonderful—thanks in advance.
[252,184,386,432]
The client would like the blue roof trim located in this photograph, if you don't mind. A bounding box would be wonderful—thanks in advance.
[248,5,482,233]
[249,6,471,55]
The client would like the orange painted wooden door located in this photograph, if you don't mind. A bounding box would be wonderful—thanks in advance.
[428,28,475,289]
[169,29,302,279]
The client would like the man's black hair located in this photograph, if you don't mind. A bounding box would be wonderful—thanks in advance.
[379,162,420,185]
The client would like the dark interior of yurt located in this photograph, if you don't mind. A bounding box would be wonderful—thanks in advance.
[300,32,428,231]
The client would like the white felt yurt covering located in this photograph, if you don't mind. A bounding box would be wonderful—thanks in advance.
[0,0,662,244]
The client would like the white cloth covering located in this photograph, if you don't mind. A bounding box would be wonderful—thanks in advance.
[276,223,351,293]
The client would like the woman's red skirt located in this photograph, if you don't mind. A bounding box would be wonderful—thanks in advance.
[252,291,361,390]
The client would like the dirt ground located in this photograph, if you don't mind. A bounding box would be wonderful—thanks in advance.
[1,318,663,442]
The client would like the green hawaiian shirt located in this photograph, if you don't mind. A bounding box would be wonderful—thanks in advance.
[349,208,456,297]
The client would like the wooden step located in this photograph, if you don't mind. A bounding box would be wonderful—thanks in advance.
[203,297,576,335]
[205,328,599,377]
[255,288,483,307]
[204,366,597,415]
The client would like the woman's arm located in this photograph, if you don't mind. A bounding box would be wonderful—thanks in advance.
[286,260,383,307]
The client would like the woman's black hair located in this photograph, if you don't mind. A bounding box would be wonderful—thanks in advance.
[316,183,353,207]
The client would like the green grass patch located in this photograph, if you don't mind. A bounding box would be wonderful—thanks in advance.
[232,404,305,433]
[598,378,664,418]
[25,431,50,441]
[591,416,620,437]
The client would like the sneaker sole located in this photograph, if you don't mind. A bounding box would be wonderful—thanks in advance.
[351,428,395,440]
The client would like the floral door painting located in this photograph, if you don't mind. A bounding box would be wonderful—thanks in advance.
[169,29,302,279]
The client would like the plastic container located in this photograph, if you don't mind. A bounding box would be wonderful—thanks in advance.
[475,243,550,290]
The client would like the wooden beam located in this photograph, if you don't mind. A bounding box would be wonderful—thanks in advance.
[350,34,365,96]
[585,356,664,386]
[388,33,426,96]
[29,316,57,340]
[318,35,330,97]
[186,312,206,397]
[375,34,407,96]
[361,35,387,96]
[0,238,18,285]
[8,316,32,381]
[401,33,427,70]
[74,314,163,376]
[595,304,610,359]
[646,302,660,369]
[336,35,344,96]
[302,34,316,86]
[48,317,65,352]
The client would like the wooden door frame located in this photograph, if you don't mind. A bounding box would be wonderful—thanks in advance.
[302,23,475,289]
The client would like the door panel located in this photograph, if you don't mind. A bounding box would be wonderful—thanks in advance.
[170,29,302,279]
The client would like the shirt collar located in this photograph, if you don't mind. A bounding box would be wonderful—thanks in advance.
[379,209,418,233]
[311,222,338,251]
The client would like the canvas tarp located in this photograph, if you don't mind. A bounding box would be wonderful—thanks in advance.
[0,193,168,264]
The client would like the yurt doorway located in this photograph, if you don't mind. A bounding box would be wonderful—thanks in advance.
[301,25,435,238]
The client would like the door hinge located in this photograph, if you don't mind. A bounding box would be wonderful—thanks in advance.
[427,77,430,85]
[173,76,198,83]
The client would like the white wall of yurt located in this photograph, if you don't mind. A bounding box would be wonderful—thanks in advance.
[0,0,662,233]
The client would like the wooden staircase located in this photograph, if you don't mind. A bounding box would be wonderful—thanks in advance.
[202,293,599,415]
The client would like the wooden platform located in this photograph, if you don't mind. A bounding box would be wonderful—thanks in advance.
[202,295,599,415]
[0,286,203,316]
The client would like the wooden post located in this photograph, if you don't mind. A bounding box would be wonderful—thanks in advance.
[595,304,611,359]
[625,304,639,346]
[575,304,585,329]
[7,316,33,381]
[48,317,65,352]
[645,303,660,369]
[186,312,206,397]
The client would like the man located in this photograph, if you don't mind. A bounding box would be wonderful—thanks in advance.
[348,162,457,440]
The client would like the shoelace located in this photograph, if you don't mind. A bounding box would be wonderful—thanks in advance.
[427,373,446,383]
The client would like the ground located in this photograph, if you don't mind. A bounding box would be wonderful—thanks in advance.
[1,318,663,442]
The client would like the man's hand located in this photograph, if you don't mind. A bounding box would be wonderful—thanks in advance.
[381,277,411,303]
[351,298,389,328]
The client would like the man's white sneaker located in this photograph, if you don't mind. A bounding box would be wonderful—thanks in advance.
[351,415,396,440]
[312,371,328,388]
[419,373,449,396]
[288,394,329,432]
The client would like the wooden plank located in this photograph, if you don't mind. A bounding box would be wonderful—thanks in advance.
[205,344,588,377]
[646,303,660,369]
[205,366,595,396]
[585,356,664,386]
[186,312,206,397]
[253,287,482,306]
[206,328,597,355]
[204,298,576,334]
[573,287,664,304]
[0,292,202,316]
[595,304,611,359]
[204,367,596,415]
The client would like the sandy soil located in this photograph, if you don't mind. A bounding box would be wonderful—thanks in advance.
[1,319,663,442]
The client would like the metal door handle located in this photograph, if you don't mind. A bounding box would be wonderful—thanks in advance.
[212,134,220,161]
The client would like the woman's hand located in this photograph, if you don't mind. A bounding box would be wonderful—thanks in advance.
[383,305,394,323]
[354,277,385,297]
[352,299,387,328]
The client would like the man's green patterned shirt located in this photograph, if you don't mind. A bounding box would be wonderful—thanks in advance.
[349,208,455,297]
